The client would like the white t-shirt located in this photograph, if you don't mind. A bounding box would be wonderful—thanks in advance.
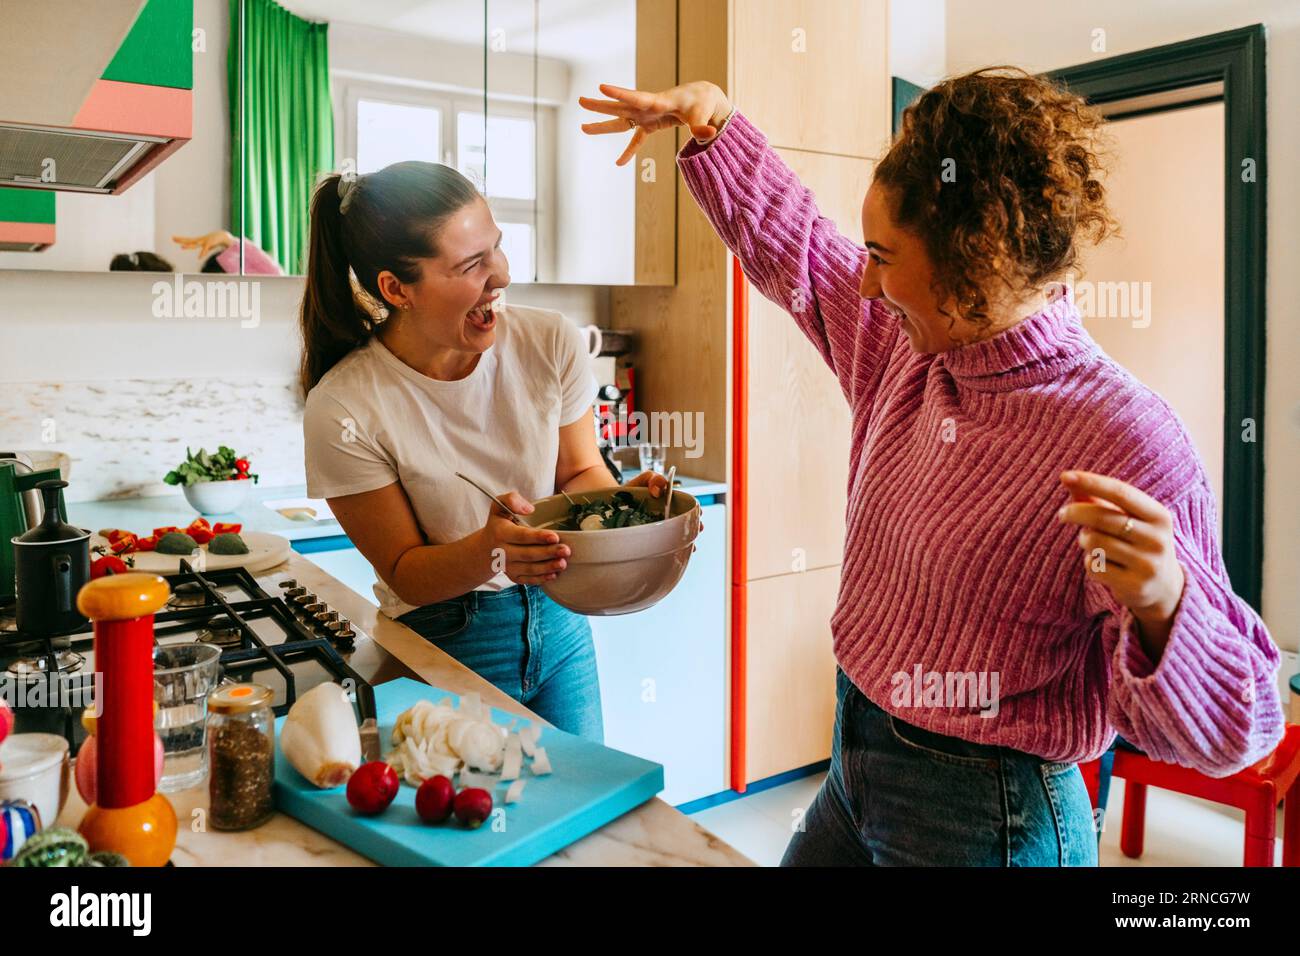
[303,304,598,617]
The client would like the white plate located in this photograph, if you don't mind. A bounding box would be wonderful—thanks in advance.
[91,530,293,576]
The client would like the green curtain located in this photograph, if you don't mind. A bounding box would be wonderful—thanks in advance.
[228,0,333,274]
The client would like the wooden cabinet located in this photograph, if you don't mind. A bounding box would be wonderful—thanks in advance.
[734,3,887,786]
[612,0,890,791]
[744,566,841,781]
[744,148,873,581]
[733,0,891,158]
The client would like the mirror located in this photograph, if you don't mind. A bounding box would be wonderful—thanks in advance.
[261,0,487,275]
[489,0,675,284]
[0,0,246,275]
[247,0,673,285]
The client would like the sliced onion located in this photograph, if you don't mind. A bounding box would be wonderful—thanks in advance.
[530,747,552,776]
[505,779,526,804]
[519,724,540,758]
[458,692,483,720]
[459,770,497,791]
[500,734,523,781]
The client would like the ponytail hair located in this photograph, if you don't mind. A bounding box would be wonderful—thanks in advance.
[299,161,481,394]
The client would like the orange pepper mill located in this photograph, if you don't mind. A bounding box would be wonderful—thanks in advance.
[76,573,178,866]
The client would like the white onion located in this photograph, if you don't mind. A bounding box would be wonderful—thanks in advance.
[280,683,362,788]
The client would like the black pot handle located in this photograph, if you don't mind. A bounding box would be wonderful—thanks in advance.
[51,551,73,613]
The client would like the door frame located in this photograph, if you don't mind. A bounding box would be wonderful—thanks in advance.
[1048,24,1268,611]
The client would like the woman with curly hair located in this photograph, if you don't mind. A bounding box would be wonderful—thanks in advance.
[580,69,1284,866]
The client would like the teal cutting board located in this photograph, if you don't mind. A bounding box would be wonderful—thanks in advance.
[271,677,664,866]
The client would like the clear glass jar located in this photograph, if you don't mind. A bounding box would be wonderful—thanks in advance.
[206,683,275,831]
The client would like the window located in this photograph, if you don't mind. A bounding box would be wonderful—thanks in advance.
[356,100,441,174]
[339,80,553,282]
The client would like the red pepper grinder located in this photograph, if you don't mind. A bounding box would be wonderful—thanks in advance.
[76,573,177,867]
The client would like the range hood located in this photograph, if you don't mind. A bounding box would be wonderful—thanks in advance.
[0,0,193,197]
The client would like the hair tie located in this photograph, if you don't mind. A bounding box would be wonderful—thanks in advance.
[338,174,359,214]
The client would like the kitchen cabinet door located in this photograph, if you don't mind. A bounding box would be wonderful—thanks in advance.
[733,0,890,159]
[256,0,488,276]
[744,565,840,784]
[487,0,676,285]
[588,502,727,806]
[744,147,871,580]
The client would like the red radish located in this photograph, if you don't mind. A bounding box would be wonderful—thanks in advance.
[453,787,493,829]
[415,775,455,823]
[0,700,13,745]
[346,761,399,815]
[0,806,6,854]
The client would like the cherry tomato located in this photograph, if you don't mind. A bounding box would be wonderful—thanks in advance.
[91,555,129,579]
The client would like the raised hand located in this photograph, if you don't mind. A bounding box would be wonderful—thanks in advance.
[172,229,237,261]
[579,81,733,166]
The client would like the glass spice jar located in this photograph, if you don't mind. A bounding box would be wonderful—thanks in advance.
[206,683,275,831]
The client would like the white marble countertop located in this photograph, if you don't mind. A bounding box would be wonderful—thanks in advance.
[56,552,754,867]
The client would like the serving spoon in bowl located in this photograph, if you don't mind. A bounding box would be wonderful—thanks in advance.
[456,472,524,525]
[662,465,677,520]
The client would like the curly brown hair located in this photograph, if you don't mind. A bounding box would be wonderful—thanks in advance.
[873,66,1118,328]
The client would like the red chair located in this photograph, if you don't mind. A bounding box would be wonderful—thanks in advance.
[1080,724,1300,867]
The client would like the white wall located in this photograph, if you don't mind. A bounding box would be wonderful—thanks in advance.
[0,183,157,272]
[944,0,1300,649]
[889,0,946,88]
[0,269,606,501]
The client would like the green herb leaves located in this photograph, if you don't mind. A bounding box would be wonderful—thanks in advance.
[561,490,662,530]
[162,446,259,486]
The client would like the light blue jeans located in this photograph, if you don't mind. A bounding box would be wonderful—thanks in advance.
[781,669,1098,866]
[398,585,604,743]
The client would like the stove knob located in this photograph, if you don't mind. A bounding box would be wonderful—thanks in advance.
[284,587,308,600]
[292,592,317,606]
[278,579,298,590]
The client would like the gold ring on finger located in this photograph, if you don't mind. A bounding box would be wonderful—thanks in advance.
[626,116,638,129]
[1121,516,1135,540]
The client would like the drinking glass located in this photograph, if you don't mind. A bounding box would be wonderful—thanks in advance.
[152,643,222,792]
[638,443,665,474]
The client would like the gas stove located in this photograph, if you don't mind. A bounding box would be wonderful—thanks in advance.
[0,561,386,750]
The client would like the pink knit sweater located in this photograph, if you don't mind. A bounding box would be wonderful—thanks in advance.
[679,112,1284,775]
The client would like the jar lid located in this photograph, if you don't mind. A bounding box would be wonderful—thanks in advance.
[208,683,273,715]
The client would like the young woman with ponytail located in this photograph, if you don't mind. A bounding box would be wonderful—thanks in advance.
[300,161,664,741]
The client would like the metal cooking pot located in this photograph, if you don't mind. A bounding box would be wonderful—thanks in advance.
[13,480,89,637]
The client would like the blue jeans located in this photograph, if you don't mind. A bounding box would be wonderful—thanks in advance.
[397,585,604,743]
[781,669,1097,866]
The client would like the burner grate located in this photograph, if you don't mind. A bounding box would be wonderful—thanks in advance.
[0,561,377,748]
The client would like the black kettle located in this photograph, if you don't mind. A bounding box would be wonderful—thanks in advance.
[13,479,90,636]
